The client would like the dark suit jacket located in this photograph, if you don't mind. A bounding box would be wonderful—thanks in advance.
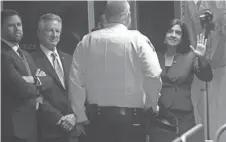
[157,51,213,111]
[1,41,52,140]
[31,48,76,140]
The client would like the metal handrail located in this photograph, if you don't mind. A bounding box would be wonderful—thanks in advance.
[172,124,204,142]
[214,124,226,142]
[180,124,204,142]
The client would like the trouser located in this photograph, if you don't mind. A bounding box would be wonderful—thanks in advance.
[40,137,67,142]
[40,137,78,142]
[2,136,34,142]
[2,136,26,142]
[39,128,79,142]
[2,129,37,142]
[80,105,148,142]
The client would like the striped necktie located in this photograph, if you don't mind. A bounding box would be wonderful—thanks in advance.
[51,52,65,88]
[17,48,32,76]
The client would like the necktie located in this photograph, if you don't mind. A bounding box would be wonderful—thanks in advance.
[18,48,40,110]
[51,52,65,88]
[17,48,32,76]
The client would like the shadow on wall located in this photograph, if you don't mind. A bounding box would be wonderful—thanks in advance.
[58,3,88,54]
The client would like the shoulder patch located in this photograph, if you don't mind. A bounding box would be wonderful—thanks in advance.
[147,40,156,52]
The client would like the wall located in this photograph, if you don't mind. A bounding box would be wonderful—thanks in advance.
[136,1,174,53]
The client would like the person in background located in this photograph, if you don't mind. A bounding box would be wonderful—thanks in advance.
[58,6,81,55]
[150,19,213,142]
[1,9,52,142]
[69,1,162,142]
[31,13,79,142]
[91,13,107,32]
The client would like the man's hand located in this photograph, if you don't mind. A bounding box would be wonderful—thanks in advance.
[75,123,86,136]
[153,105,159,116]
[58,114,76,132]
[35,69,46,77]
[61,119,74,132]
[58,116,73,132]
[36,96,44,104]
[64,114,76,127]
[36,96,44,110]
[22,76,34,83]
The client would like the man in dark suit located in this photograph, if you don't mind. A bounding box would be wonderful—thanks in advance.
[31,13,78,142]
[1,9,52,142]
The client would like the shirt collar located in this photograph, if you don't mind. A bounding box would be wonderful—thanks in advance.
[40,44,59,58]
[1,38,19,52]
[164,53,176,58]
[104,23,128,30]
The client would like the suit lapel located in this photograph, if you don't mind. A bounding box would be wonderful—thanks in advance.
[166,53,180,74]
[21,50,36,75]
[157,53,166,75]
[1,41,30,75]
[166,53,193,82]
[38,50,65,90]
[1,41,21,61]
[58,51,69,90]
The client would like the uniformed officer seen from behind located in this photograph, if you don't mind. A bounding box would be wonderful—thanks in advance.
[69,1,163,142]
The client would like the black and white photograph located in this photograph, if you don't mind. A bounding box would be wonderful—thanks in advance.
[1,1,226,142]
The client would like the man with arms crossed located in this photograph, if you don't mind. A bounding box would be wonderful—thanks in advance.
[1,9,51,142]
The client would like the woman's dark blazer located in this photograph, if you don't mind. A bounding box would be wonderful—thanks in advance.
[157,51,213,111]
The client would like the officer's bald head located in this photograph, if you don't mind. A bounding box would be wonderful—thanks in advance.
[104,0,131,27]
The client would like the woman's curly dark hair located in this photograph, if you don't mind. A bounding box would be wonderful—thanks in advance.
[163,19,191,54]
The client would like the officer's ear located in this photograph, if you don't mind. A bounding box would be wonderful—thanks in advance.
[126,12,131,28]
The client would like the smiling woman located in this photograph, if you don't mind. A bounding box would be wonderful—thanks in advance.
[149,18,213,142]
[165,24,182,47]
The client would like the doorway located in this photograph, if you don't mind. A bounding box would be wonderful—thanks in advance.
[137,1,175,53]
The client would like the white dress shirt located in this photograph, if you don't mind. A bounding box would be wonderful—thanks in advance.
[69,23,162,123]
[40,45,64,70]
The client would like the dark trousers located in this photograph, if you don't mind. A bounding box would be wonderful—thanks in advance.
[2,136,28,142]
[39,130,78,142]
[80,106,147,142]
[41,137,66,142]
[40,136,78,142]
[2,130,37,142]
